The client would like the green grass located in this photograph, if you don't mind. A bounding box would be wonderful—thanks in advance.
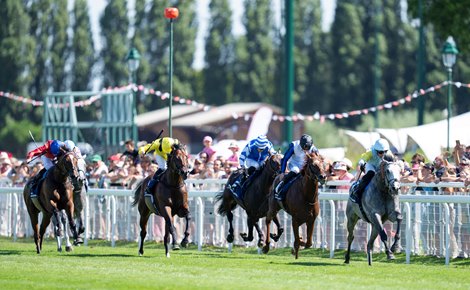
[0,237,469,290]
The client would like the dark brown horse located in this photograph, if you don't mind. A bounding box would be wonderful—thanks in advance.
[132,143,190,257]
[263,152,326,259]
[215,152,283,248]
[23,152,80,254]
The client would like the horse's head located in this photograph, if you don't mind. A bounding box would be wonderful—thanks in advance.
[304,152,327,185]
[168,143,190,180]
[72,157,88,191]
[266,151,282,175]
[381,161,401,195]
[57,152,79,181]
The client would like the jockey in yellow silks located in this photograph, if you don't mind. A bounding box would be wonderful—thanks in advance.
[138,137,180,196]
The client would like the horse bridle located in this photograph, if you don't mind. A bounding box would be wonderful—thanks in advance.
[380,161,400,195]
[305,157,326,185]
[266,153,281,176]
[169,148,189,180]
[57,152,79,181]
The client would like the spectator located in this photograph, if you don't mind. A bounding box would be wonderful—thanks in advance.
[329,161,354,191]
[0,152,12,177]
[122,139,140,165]
[139,155,154,178]
[221,161,234,179]
[89,155,109,184]
[226,142,240,168]
[198,151,209,165]
[212,159,225,179]
[189,158,204,179]
[9,161,30,186]
[200,136,216,163]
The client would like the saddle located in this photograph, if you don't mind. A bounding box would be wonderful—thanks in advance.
[277,174,301,197]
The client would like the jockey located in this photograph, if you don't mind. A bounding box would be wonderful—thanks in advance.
[26,139,68,196]
[64,140,84,158]
[350,138,390,203]
[138,137,180,196]
[274,134,318,201]
[234,135,275,198]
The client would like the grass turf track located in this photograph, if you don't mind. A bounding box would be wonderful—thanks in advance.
[0,237,469,289]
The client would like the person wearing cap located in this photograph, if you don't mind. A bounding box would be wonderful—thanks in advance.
[89,154,109,180]
[25,139,69,196]
[201,136,216,163]
[350,138,391,203]
[138,137,180,196]
[330,161,354,190]
[232,135,275,199]
[226,142,240,168]
[274,134,318,201]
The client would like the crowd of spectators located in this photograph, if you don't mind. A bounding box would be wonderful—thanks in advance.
[1,138,469,190]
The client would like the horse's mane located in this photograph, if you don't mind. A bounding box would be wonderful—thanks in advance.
[300,152,322,176]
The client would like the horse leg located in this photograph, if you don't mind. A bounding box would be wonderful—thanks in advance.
[390,211,403,253]
[262,215,272,254]
[180,210,191,248]
[64,202,80,245]
[367,227,380,266]
[369,213,394,265]
[61,211,73,252]
[292,220,301,259]
[253,219,264,248]
[345,211,359,264]
[39,214,52,253]
[52,214,63,252]
[161,205,177,257]
[241,217,254,242]
[26,204,41,254]
[226,210,235,243]
[138,208,151,256]
[271,214,284,242]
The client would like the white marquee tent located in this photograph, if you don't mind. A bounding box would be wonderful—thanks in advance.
[345,111,470,159]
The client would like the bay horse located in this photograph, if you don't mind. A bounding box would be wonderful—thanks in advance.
[344,159,402,266]
[263,151,326,259]
[132,143,190,257]
[215,152,283,248]
[23,152,80,253]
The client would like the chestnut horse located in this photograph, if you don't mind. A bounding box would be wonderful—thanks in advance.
[263,152,326,259]
[215,152,283,248]
[132,143,190,257]
[23,152,80,253]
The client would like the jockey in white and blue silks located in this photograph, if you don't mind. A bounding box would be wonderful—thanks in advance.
[350,138,390,203]
[275,134,318,199]
[234,135,275,198]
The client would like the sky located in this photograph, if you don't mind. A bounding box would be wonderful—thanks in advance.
[87,0,336,70]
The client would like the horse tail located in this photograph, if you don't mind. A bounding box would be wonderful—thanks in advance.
[215,190,228,216]
[131,180,144,207]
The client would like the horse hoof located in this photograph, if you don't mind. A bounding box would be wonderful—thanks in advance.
[262,245,270,254]
[58,248,62,253]
[66,246,73,252]
[388,254,395,260]
[172,244,180,251]
[240,233,247,238]
[73,238,83,246]
[227,234,234,243]
[181,240,188,248]
[257,240,264,248]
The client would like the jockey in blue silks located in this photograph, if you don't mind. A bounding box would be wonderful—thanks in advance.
[349,138,390,203]
[274,134,318,201]
[233,135,275,199]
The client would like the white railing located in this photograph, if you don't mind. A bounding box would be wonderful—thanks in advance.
[0,179,469,265]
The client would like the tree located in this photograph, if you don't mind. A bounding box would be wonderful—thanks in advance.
[203,0,236,105]
[50,0,69,91]
[71,0,95,91]
[100,0,129,87]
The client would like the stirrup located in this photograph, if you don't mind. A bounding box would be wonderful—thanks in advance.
[275,181,284,194]
[349,193,359,203]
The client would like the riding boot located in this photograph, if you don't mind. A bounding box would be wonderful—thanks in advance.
[275,171,296,201]
[350,171,375,203]
[30,168,47,197]
[144,168,164,196]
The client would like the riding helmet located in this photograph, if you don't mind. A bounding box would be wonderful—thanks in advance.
[50,140,64,156]
[253,135,269,150]
[373,138,390,152]
[300,134,313,150]
[64,140,76,151]
[161,138,172,153]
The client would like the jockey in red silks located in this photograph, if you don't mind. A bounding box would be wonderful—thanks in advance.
[26,139,68,196]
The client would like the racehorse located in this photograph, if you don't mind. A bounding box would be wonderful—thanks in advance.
[215,152,283,248]
[263,151,326,259]
[132,143,190,257]
[55,156,88,252]
[344,159,402,266]
[23,152,80,254]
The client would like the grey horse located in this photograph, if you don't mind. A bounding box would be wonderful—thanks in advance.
[344,159,402,266]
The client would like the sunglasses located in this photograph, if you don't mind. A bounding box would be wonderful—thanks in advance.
[377,150,387,154]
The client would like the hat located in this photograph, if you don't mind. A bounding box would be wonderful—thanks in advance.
[1,157,11,165]
[0,152,8,159]
[203,136,213,143]
[342,158,353,169]
[333,162,347,171]
[423,162,434,172]
[108,154,120,162]
[91,155,102,162]
[228,142,239,151]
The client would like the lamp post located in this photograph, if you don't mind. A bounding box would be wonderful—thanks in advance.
[126,47,141,144]
[441,36,458,151]
[126,47,141,84]
[165,7,179,138]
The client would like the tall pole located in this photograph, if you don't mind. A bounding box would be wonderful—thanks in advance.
[168,18,174,138]
[284,0,294,144]
[165,7,179,138]
[373,0,381,129]
[446,67,452,152]
[417,0,425,125]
